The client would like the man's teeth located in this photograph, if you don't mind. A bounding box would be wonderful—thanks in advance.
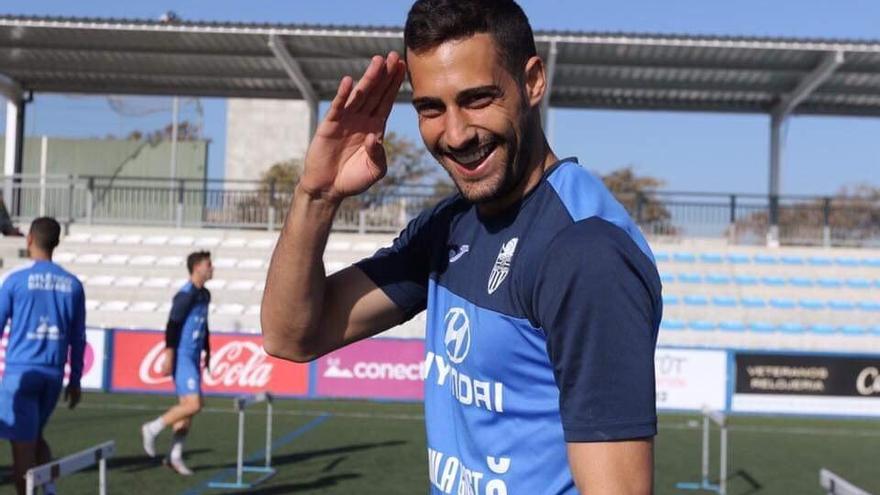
[452,144,494,166]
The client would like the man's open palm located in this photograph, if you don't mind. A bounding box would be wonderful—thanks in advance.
[299,51,407,201]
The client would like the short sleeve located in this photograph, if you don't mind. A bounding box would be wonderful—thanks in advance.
[355,204,440,320]
[531,217,662,442]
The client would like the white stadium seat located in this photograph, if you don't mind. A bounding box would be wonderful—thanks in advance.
[129,301,159,312]
[217,303,245,315]
[64,233,91,243]
[103,254,130,265]
[54,252,77,263]
[86,276,115,287]
[91,234,118,244]
[228,280,256,291]
[143,235,169,246]
[237,258,265,269]
[205,279,227,290]
[245,305,261,316]
[247,239,273,249]
[116,234,143,245]
[75,253,103,264]
[98,301,129,312]
[115,276,143,288]
[327,241,352,251]
[169,235,196,246]
[195,237,221,247]
[129,255,157,266]
[221,238,248,248]
[213,257,238,268]
[353,241,378,252]
[157,256,184,267]
[143,277,171,289]
[85,299,100,311]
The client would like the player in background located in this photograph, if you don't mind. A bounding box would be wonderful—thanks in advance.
[0,217,86,495]
[141,251,212,476]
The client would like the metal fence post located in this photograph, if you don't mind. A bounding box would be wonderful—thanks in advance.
[822,197,832,247]
[86,177,94,225]
[267,179,276,231]
[175,179,185,228]
[358,209,366,234]
[767,194,780,247]
[635,193,645,224]
[64,174,75,236]
[727,194,737,243]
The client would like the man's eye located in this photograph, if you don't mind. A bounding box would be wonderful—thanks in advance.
[417,107,443,118]
[466,96,493,109]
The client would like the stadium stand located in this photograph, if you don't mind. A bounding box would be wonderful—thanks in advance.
[0,226,877,350]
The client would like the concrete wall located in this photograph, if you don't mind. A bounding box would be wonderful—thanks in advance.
[224,98,311,186]
[0,136,208,180]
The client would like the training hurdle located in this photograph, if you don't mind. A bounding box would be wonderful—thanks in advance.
[208,391,276,490]
[25,441,115,495]
[676,407,728,495]
[820,468,872,495]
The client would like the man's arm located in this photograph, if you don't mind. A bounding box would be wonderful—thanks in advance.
[530,219,662,495]
[261,52,407,363]
[162,291,192,375]
[65,282,87,409]
[567,440,653,494]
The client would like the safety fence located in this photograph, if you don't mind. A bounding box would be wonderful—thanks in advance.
[1,328,878,418]
[2,174,878,247]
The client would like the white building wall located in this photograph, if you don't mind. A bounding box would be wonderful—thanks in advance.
[224,98,311,186]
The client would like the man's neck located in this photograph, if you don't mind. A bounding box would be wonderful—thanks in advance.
[30,251,51,262]
[477,131,557,217]
[191,277,204,289]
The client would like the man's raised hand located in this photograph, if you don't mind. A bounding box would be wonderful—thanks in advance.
[298,51,406,203]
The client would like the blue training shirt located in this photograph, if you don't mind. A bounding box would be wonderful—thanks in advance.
[165,281,211,363]
[357,158,662,494]
[0,260,87,385]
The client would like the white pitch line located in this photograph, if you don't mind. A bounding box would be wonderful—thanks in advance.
[660,422,880,438]
[77,402,425,422]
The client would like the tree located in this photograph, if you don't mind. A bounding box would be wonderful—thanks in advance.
[600,167,677,235]
[733,183,880,245]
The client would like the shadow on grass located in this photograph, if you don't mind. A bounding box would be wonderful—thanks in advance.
[230,473,362,494]
[193,440,405,471]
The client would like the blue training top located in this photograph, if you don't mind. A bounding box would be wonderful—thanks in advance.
[358,158,662,494]
[0,260,87,385]
[165,281,211,363]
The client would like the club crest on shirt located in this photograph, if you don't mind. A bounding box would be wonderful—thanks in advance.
[488,237,518,294]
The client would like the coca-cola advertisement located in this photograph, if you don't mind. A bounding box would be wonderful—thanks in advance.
[1,328,107,391]
[110,330,309,396]
[316,338,425,400]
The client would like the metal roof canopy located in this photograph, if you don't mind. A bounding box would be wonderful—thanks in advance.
[3,15,880,242]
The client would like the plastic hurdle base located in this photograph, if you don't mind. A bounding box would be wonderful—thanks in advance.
[207,392,275,490]
[207,466,276,490]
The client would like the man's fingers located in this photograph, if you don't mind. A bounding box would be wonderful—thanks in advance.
[345,55,387,113]
[325,76,354,122]
[372,59,406,120]
[363,52,401,116]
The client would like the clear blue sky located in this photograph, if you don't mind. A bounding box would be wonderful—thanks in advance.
[2,0,879,195]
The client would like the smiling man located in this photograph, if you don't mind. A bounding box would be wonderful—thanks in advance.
[261,1,662,493]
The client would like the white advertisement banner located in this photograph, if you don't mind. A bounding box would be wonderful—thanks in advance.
[63,329,107,390]
[655,348,728,411]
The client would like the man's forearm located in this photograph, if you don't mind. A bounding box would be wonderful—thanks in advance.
[261,185,339,362]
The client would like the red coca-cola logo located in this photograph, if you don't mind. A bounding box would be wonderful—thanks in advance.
[112,330,308,396]
[138,340,274,388]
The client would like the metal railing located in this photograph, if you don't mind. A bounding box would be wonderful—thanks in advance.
[2,174,878,247]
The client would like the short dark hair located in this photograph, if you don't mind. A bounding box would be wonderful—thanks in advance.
[404,0,537,80]
[186,251,211,274]
[29,217,61,252]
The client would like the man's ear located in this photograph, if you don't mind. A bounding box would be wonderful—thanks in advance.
[523,55,547,109]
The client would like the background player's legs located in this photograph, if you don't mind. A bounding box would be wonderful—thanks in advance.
[142,394,201,458]
[10,440,37,495]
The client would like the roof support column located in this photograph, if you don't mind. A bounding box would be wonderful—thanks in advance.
[1,74,25,216]
[766,50,844,246]
[540,40,558,140]
[268,34,319,139]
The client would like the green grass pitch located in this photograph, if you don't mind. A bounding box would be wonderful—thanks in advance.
[1,392,878,494]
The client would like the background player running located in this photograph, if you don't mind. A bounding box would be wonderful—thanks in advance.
[141,251,212,476]
[0,217,86,495]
